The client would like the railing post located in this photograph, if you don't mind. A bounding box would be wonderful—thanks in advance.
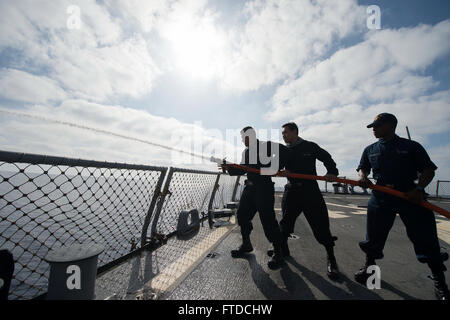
[208,174,221,212]
[231,176,241,202]
[140,168,168,248]
[149,167,175,240]
[436,180,440,198]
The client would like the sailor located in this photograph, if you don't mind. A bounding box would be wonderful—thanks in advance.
[219,126,287,270]
[355,113,449,300]
[277,122,340,279]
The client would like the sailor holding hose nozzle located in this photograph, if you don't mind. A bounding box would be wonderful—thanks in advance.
[218,126,288,270]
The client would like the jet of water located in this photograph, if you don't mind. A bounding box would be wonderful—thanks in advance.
[0,108,216,163]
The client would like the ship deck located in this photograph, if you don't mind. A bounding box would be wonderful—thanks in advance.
[94,193,450,300]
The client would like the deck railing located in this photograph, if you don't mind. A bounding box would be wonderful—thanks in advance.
[0,150,241,300]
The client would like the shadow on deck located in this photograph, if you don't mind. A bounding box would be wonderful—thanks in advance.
[96,193,450,300]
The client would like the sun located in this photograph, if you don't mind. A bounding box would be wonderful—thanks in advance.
[164,15,226,80]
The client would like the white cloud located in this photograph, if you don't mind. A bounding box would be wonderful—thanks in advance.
[49,36,161,101]
[0,1,448,185]
[0,0,368,100]
[219,0,365,91]
[264,20,450,180]
[0,68,67,103]
[104,0,170,33]
[369,21,450,71]
[0,0,160,103]
[266,20,450,120]
[293,94,450,173]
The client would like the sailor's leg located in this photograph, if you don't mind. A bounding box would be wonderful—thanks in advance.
[231,186,258,257]
[302,187,336,249]
[355,195,397,284]
[279,186,302,238]
[255,183,286,269]
[359,195,397,260]
[302,186,339,278]
[398,200,443,266]
[255,184,282,244]
[236,186,258,240]
[0,250,14,300]
[397,200,449,299]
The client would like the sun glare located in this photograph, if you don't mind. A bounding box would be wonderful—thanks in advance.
[165,17,226,80]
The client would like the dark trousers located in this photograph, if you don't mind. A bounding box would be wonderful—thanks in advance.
[0,250,14,300]
[280,183,335,248]
[360,193,445,270]
[236,183,282,245]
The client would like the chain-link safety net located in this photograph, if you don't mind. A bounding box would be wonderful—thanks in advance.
[436,180,450,199]
[152,169,238,237]
[0,151,166,300]
[116,170,239,299]
[212,174,239,209]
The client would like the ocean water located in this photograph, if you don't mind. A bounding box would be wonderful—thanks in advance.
[0,167,157,299]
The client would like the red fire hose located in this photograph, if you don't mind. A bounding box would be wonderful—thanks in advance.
[219,161,450,219]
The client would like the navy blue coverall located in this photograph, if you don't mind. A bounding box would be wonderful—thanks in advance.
[357,135,445,271]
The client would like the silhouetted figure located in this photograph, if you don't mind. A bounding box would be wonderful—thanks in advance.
[220,127,288,270]
[356,113,449,300]
[0,250,14,300]
[277,122,340,280]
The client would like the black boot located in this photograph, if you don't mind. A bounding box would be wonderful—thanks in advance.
[231,236,253,258]
[267,236,290,258]
[327,257,339,280]
[354,256,376,285]
[427,261,449,300]
[267,243,285,270]
[325,246,339,280]
[429,272,450,300]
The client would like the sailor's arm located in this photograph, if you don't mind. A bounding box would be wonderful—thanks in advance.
[226,164,247,176]
[278,144,291,171]
[314,143,339,181]
[405,167,435,205]
[357,147,373,188]
[219,149,248,176]
[358,168,373,188]
[418,167,435,189]
[218,162,247,176]
[405,142,438,204]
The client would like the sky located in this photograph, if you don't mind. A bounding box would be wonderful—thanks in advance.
[0,0,449,189]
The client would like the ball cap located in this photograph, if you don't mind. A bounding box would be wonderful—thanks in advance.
[367,113,398,128]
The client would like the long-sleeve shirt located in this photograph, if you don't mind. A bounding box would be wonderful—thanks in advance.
[227,140,289,184]
[357,135,437,192]
[285,138,339,184]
